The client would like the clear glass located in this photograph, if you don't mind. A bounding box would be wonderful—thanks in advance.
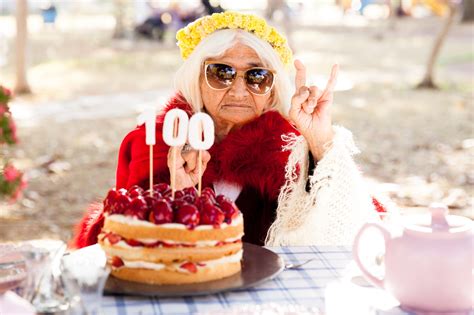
[20,240,69,314]
[61,252,110,315]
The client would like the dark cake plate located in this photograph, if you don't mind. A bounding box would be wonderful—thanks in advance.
[104,242,284,297]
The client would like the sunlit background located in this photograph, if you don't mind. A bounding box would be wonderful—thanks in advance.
[0,0,472,242]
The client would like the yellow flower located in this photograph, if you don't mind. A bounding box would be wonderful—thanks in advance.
[175,11,292,66]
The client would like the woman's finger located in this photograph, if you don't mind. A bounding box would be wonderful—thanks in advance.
[290,86,310,111]
[167,145,185,169]
[294,59,306,90]
[321,64,339,98]
[190,151,211,175]
[182,150,198,173]
[302,86,317,114]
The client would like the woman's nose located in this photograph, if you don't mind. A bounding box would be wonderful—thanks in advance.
[228,76,250,97]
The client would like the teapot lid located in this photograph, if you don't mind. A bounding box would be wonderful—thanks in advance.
[404,203,472,237]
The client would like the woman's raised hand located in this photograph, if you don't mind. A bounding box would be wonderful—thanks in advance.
[167,146,211,190]
[289,59,339,161]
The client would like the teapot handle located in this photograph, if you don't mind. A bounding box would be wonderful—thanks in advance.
[352,223,391,289]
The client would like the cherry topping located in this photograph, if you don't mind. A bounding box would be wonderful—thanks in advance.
[179,262,198,273]
[172,199,188,211]
[201,187,216,199]
[149,200,173,224]
[216,195,230,204]
[194,195,213,211]
[126,196,149,220]
[182,195,195,204]
[183,186,198,198]
[115,194,132,214]
[153,183,171,195]
[111,256,124,268]
[117,188,128,196]
[175,204,200,227]
[200,204,225,226]
[103,188,119,213]
[128,185,144,198]
[219,200,240,223]
[174,190,185,199]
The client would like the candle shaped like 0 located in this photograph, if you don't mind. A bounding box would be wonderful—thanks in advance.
[188,113,215,196]
[162,109,189,146]
[162,109,189,198]
[188,113,215,151]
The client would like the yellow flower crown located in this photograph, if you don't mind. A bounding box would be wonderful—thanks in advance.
[176,11,293,66]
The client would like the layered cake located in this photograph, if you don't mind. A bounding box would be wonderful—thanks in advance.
[98,183,244,285]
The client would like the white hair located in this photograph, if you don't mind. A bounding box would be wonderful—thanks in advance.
[174,29,293,115]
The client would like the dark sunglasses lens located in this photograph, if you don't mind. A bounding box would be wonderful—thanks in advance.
[245,69,274,94]
[206,64,236,89]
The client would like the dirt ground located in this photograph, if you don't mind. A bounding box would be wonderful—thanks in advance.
[0,13,472,242]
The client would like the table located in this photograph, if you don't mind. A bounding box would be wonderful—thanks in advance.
[101,246,406,315]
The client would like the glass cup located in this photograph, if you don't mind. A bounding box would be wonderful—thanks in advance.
[19,240,69,314]
[61,249,110,315]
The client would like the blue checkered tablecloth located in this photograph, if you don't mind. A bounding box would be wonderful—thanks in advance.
[100,246,408,315]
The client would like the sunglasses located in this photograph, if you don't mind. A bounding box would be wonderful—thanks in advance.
[204,62,276,95]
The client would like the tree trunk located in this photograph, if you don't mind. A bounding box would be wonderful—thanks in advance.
[417,2,459,89]
[14,0,31,94]
[462,0,474,22]
[113,0,127,39]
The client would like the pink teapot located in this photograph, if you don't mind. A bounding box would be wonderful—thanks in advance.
[353,204,473,314]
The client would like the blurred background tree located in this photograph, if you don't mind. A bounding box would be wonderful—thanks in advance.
[14,0,31,94]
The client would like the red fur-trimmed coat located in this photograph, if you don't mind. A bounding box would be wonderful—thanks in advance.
[72,94,299,248]
[72,94,386,248]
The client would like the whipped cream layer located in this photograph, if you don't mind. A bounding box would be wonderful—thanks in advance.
[112,250,243,273]
[106,213,243,230]
[100,232,244,248]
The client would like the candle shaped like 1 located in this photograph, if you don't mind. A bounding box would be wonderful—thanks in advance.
[162,109,189,198]
[137,107,157,195]
[188,113,215,196]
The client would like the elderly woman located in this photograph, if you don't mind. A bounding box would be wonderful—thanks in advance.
[74,12,383,248]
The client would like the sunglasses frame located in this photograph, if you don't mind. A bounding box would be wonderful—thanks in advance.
[204,62,277,96]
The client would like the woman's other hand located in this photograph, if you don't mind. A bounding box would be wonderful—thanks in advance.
[289,59,339,161]
[167,146,211,190]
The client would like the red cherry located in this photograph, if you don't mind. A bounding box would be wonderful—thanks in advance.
[175,204,200,227]
[153,183,171,194]
[115,194,132,214]
[117,188,128,196]
[174,190,185,199]
[202,187,216,198]
[149,200,173,224]
[179,262,197,273]
[128,185,144,198]
[200,204,225,226]
[111,256,124,268]
[182,195,195,204]
[216,195,230,204]
[172,199,188,211]
[103,189,119,213]
[194,195,213,211]
[201,191,216,203]
[219,200,240,223]
[183,187,198,198]
[125,196,148,220]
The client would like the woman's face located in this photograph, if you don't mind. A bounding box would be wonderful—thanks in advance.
[200,43,273,133]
